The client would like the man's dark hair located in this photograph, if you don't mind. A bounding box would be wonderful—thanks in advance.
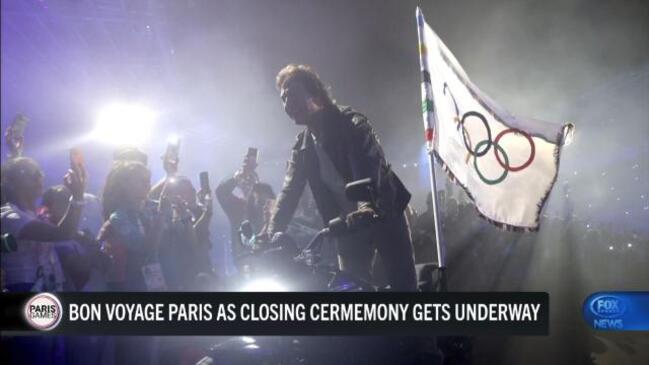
[252,182,276,199]
[276,64,332,105]
[42,185,71,209]
[102,160,150,219]
[0,157,42,204]
[113,147,148,166]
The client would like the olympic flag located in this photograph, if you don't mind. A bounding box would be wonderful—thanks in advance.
[416,8,573,231]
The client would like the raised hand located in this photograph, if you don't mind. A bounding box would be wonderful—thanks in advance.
[63,166,86,202]
[197,189,213,217]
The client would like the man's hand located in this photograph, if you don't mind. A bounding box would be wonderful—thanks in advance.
[242,154,258,173]
[197,189,213,217]
[345,206,379,230]
[233,169,246,184]
[64,166,86,202]
[254,231,271,245]
[234,154,259,185]
[4,129,24,158]
[163,157,178,176]
[255,231,283,246]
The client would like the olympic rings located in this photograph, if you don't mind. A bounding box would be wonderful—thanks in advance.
[474,140,509,185]
[494,128,536,172]
[440,80,536,185]
[460,111,491,157]
[456,110,536,185]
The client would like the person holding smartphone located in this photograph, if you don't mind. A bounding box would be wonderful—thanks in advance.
[0,156,86,292]
[148,140,215,288]
[216,148,276,265]
[98,160,162,291]
[155,174,214,290]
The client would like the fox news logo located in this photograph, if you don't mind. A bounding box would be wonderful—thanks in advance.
[590,296,626,330]
[24,293,63,331]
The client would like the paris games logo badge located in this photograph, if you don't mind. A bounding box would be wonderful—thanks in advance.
[24,293,63,331]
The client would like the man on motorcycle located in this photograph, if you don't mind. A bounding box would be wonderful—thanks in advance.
[267,64,417,291]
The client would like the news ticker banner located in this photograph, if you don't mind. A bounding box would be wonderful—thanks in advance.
[2,292,548,335]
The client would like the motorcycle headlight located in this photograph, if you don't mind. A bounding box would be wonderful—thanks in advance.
[240,278,288,292]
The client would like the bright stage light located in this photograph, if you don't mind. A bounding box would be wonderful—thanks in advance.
[240,278,287,292]
[93,103,156,146]
[167,133,180,145]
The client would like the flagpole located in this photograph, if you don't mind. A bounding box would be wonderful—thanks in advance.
[416,8,447,287]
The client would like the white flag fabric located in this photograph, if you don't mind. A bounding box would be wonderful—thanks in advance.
[416,8,573,231]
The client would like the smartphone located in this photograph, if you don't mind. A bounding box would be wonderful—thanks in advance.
[199,171,210,192]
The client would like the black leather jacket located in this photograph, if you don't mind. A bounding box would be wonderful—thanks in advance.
[268,105,411,234]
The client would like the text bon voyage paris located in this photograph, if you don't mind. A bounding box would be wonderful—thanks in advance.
[68,302,541,323]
